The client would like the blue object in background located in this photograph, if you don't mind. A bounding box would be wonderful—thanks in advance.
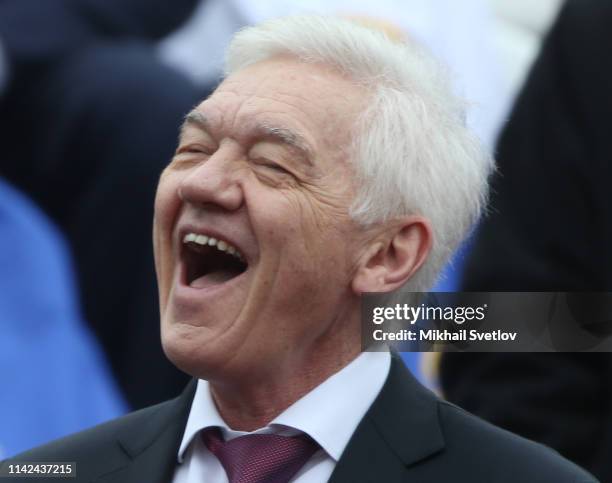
[0,179,127,458]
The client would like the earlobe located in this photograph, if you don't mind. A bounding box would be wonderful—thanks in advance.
[351,217,432,295]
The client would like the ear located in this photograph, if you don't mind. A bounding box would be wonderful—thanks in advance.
[351,216,432,295]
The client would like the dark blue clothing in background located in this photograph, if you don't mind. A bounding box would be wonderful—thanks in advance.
[0,0,203,409]
[0,178,126,458]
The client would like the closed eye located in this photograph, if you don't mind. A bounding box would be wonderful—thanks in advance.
[176,145,215,156]
[252,158,292,175]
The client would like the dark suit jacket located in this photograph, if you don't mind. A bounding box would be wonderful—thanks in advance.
[440,1,612,481]
[1,355,595,482]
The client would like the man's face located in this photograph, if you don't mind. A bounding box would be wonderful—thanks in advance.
[154,57,370,382]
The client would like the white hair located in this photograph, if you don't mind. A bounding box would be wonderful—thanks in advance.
[225,15,494,293]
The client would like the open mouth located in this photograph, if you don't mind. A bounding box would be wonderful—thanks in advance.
[181,233,248,289]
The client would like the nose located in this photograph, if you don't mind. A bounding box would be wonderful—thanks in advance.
[178,145,244,211]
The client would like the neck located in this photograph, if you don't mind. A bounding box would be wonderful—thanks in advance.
[209,330,360,431]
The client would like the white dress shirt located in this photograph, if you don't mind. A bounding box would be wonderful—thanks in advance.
[172,351,391,483]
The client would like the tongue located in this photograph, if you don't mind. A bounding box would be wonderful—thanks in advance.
[190,269,240,289]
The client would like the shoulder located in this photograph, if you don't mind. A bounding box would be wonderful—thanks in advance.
[436,399,597,482]
[1,380,196,482]
[0,400,172,479]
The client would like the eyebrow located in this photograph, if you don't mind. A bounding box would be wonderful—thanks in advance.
[256,123,314,162]
[181,111,314,165]
[181,111,211,134]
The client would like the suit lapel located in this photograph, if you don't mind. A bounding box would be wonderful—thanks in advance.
[328,354,445,483]
[91,356,443,482]
[327,415,407,483]
[94,379,197,483]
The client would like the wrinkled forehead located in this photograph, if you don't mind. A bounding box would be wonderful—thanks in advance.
[204,57,368,155]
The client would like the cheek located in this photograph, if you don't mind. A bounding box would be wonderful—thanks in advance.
[244,176,355,278]
[154,171,183,237]
[270,192,352,279]
[153,172,183,297]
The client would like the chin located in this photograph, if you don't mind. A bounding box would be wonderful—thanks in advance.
[161,321,210,376]
[160,319,240,381]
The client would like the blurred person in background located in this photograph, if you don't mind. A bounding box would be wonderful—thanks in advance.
[0,178,126,458]
[1,29,125,457]
[0,0,206,409]
[440,1,612,481]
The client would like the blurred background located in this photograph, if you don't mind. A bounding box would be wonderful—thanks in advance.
[3,0,612,481]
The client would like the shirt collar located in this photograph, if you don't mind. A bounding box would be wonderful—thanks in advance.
[177,351,391,462]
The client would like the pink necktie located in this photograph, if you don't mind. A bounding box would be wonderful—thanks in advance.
[201,427,319,483]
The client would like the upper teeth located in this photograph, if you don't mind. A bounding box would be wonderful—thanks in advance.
[183,233,244,261]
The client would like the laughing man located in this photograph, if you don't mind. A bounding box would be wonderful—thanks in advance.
[4,15,596,483]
